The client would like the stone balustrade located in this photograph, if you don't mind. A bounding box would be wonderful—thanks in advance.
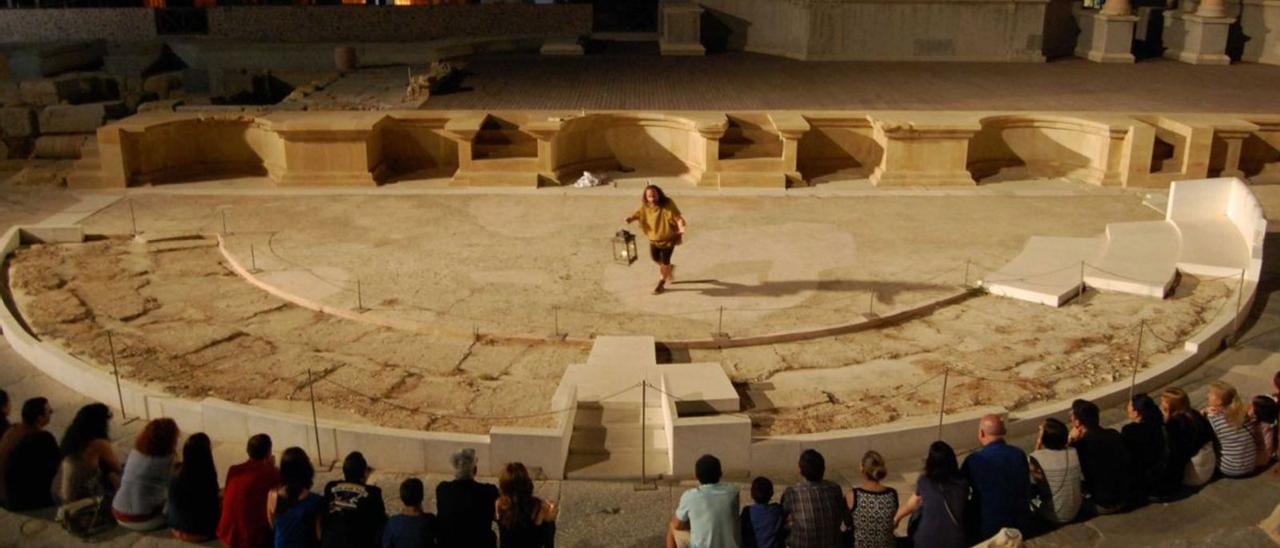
[81,110,1280,190]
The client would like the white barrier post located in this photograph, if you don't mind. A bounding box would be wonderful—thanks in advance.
[106,331,127,420]
[249,244,258,273]
[868,291,875,315]
[355,278,366,312]
[307,369,323,465]
[936,369,949,441]
[963,259,971,287]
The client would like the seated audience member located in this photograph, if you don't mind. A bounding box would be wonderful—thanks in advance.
[1121,393,1167,501]
[1204,380,1257,478]
[0,389,10,439]
[496,462,558,548]
[113,418,180,531]
[218,433,280,548]
[668,454,739,548]
[1068,399,1131,514]
[895,441,967,548]
[267,447,323,548]
[436,448,500,548]
[60,403,123,504]
[167,433,220,542]
[1160,388,1216,491]
[1250,395,1278,473]
[781,449,848,548]
[0,397,59,510]
[321,451,387,547]
[383,477,437,548]
[962,414,1030,540]
[1028,418,1082,526]
[849,450,897,548]
[740,477,785,548]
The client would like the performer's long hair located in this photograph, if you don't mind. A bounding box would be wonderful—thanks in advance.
[641,184,670,207]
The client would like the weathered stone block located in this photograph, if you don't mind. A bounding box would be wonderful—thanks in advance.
[137,98,183,113]
[6,41,106,80]
[0,82,19,106]
[38,101,127,134]
[0,107,38,137]
[19,73,119,106]
[32,133,91,159]
[142,71,183,99]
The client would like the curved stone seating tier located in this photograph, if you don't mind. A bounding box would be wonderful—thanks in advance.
[985,177,1266,307]
[75,111,1280,190]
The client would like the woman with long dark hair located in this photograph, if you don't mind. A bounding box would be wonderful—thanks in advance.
[267,447,323,548]
[893,441,967,548]
[624,184,687,295]
[495,462,557,548]
[167,433,221,542]
[59,403,122,504]
[1122,393,1167,501]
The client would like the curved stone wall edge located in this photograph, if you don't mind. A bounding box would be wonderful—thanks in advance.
[0,226,596,476]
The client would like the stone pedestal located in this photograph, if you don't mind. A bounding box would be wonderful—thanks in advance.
[1163,11,1236,64]
[869,114,981,186]
[1074,7,1139,63]
[659,0,705,56]
[1241,0,1280,65]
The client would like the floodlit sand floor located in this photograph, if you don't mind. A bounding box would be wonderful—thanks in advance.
[1,178,1248,435]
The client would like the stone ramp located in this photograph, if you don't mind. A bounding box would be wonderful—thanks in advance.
[1083,220,1180,298]
[981,236,1102,307]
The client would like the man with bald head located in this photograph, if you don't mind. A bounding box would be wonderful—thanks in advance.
[961,414,1029,541]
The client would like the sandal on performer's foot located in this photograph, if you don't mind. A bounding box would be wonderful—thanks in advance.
[653,280,666,294]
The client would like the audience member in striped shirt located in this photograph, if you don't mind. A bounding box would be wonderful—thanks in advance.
[1204,381,1256,478]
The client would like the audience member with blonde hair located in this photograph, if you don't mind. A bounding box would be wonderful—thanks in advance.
[113,418,180,531]
[848,450,897,548]
[1205,381,1257,477]
[495,462,557,548]
[1160,388,1215,491]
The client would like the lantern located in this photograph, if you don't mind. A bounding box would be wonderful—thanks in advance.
[613,229,638,265]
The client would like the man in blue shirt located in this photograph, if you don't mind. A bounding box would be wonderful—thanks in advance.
[667,454,740,548]
[961,414,1030,542]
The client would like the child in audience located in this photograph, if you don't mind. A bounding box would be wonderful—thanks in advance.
[740,477,785,548]
[383,478,437,548]
[1250,395,1277,474]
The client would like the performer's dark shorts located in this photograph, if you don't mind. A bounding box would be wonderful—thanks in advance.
[649,244,675,265]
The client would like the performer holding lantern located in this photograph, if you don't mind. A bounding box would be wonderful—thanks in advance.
[623,184,687,295]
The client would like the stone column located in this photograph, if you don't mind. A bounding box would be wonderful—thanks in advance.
[695,120,726,187]
[659,0,706,56]
[1162,7,1236,64]
[1196,0,1228,16]
[1074,4,1139,63]
[1101,0,1133,16]
[769,112,810,186]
